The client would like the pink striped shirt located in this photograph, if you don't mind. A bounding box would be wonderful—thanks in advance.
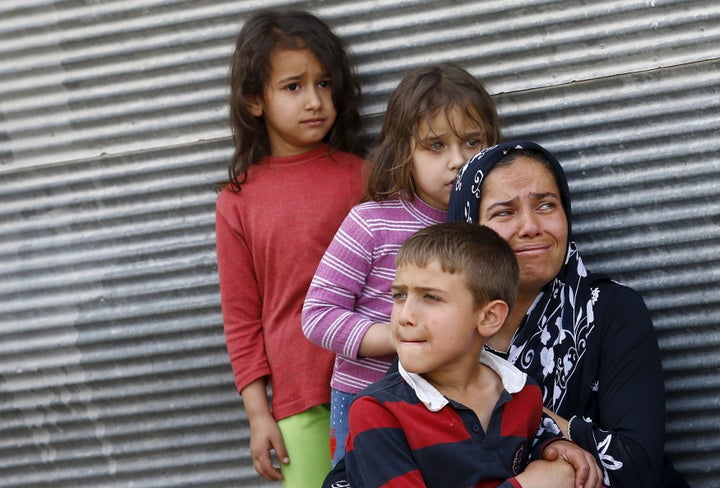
[302,196,446,394]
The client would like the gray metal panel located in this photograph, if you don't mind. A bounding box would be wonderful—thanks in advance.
[1,0,718,487]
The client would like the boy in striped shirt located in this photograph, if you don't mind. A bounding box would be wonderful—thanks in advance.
[344,222,601,488]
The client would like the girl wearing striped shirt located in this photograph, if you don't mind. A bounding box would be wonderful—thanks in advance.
[302,62,501,465]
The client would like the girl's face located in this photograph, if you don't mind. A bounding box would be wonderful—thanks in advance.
[246,48,336,156]
[410,106,485,210]
[478,157,568,296]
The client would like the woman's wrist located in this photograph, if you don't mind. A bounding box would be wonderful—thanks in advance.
[566,415,577,441]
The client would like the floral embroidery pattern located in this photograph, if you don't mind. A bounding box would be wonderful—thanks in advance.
[508,245,598,412]
[590,419,623,483]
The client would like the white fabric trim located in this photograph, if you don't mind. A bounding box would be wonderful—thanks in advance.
[398,350,528,412]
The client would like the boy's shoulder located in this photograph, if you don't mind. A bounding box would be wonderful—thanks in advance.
[354,371,415,404]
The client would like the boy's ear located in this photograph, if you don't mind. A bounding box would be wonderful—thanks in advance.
[244,95,263,117]
[476,299,509,338]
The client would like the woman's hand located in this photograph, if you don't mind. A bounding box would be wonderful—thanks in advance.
[543,440,602,488]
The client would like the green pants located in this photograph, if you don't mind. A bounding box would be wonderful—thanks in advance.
[276,404,331,488]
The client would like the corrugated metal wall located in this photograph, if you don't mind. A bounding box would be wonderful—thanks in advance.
[1,0,718,486]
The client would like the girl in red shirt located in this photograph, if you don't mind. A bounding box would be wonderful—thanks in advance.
[215,10,366,487]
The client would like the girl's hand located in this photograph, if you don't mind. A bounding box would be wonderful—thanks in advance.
[241,379,289,480]
[249,413,289,481]
[543,440,602,488]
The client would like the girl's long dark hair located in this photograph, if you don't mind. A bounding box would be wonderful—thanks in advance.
[225,10,363,191]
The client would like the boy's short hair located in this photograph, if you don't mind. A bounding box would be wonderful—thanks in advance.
[396,222,518,309]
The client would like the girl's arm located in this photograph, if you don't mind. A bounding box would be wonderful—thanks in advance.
[302,208,394,359]
[357,322,394,356]
[556,283,666,488]
[514,459,576,488]
[215,204,270,393]
[216,204,285,480]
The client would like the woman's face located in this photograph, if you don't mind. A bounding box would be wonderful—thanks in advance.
[478,156,568,296]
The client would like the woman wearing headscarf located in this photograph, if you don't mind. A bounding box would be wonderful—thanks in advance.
[448,140,686,488]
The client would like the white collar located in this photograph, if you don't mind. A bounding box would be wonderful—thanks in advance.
[398,350,528,412]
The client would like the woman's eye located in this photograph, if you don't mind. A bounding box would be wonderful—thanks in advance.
[318,80,332,88]
[492,209,513,218]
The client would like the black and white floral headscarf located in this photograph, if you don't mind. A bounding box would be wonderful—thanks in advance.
[448,141,597,414]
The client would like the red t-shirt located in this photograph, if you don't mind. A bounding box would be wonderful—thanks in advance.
[215,145,366,420]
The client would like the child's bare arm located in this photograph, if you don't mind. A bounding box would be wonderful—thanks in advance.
[357,322,394,356]
[242,379,288,481]
[515,459,575,488]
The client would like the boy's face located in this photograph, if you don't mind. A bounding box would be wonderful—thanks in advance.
[390,259,484,375]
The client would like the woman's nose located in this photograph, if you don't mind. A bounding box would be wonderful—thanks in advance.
[518,210,542,237]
